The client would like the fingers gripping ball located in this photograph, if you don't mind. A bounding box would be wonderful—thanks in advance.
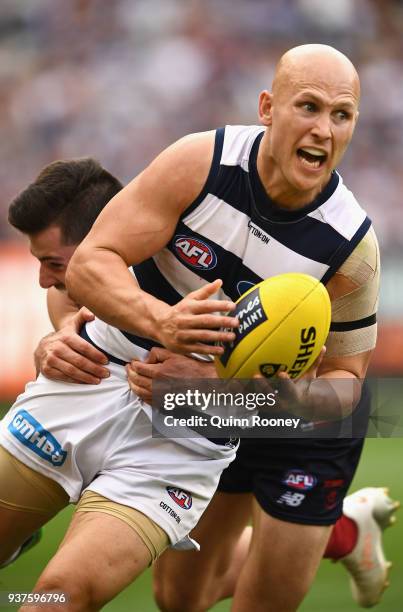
[215,273,331,379]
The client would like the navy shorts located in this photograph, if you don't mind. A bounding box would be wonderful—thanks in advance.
[217,384,370,525]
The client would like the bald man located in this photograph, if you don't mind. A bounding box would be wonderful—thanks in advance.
[0,44,394,612]
[120,45,395,611]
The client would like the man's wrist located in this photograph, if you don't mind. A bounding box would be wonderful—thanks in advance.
[139,297,171,343]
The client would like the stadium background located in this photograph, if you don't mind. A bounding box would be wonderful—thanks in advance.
[0,0,402,609]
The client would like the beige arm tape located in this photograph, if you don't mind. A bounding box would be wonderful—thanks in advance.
[76,490,169,563]
[326,226,380,357]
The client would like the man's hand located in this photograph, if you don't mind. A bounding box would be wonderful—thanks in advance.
[127,347,216,403]
[255,348,336,420]
[267,348,327,418]
[156,279,238,355]
[256,348,360,421]
[34,307,110,384]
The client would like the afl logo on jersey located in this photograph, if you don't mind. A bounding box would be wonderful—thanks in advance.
[173,235,217,270]
[166,486,193,510]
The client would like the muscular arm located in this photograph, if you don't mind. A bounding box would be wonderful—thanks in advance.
[66,132,237,355]
[286,226,380,419]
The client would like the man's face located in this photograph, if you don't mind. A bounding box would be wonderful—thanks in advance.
[29,226,77,290]
[259,58,359,205]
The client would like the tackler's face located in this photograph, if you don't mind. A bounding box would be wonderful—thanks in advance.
[29,225,77,290]
[258,55,359,205]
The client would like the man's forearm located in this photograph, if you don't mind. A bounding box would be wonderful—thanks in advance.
[47,287,81,331]
[66,247,168,342]
[296,371,362,422]
[66,246,237,356]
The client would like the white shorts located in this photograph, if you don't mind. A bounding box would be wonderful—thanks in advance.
[0,364,236,544]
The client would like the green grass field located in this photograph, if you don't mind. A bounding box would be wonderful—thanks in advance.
[0,402,401,611]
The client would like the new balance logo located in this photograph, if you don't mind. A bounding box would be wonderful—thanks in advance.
[8,410,67,466]
[277,492,305,507]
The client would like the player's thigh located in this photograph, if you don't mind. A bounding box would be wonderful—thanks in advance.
[33,509,153,611]
[232,500,332,612]
[0,446,69,561]
[0,506,55,564]
[228,436,363,611]
[154,491,253,601]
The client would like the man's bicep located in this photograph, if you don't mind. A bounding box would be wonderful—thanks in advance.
[78,132,215,266]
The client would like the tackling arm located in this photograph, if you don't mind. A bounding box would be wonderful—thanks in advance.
[47,286,81,330]
[34,287,109,384]
[66,132,238,355]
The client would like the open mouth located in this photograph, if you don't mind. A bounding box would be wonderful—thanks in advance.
[297,147,327,169]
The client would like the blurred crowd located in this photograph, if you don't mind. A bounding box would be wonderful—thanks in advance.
[0,0,403,256]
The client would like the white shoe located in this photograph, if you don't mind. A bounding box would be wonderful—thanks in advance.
[340,487,399,608]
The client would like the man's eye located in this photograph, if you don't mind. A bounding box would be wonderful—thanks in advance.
[49,263,65,270]
[302,102,316,113]
[335,110,350,121]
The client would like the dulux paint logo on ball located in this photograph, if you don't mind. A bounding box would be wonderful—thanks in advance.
[173,235,217,270]
[219,286,268,367]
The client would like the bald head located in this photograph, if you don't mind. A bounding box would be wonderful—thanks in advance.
[272,44,360,103]
[257,44,361,207]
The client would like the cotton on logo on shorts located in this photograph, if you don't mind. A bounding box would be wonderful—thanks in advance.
[277,492,306,507]
[8,410,67,466]
[159,501,181,524]
[166,486,193,510]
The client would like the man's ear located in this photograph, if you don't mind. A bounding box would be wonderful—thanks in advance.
[258,90,273,126]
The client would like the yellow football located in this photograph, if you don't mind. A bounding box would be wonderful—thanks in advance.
[215,273,331,379]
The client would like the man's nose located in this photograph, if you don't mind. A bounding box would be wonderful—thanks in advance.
[39,266,57,289]
[311,113,332,139]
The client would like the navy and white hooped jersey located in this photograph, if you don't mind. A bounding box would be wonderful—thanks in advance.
[84,124,371,364]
